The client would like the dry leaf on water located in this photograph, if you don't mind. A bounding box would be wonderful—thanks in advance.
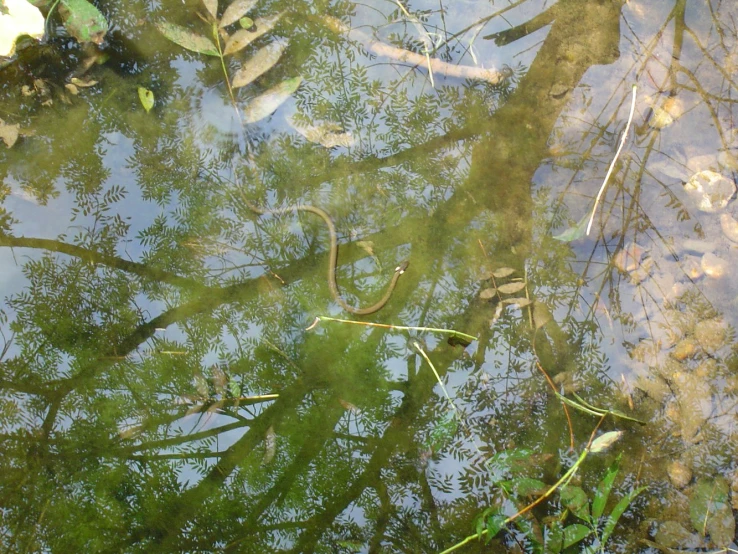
[219,0,259,28]
[223,12,283,56]
[232,39,287,88]
[242,76,302,124]
[0,118,20,148]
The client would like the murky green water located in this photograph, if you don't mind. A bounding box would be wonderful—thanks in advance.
[2,0,738,551]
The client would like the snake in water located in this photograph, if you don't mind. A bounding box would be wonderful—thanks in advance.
[246,201,408,315]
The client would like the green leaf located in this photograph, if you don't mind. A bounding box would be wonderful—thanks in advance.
[485,448,535,483]
[553,212,589,242]
[592,454,621,519]
[486,514,507,541]
[688,478,735,547]
[239,16,254,29]
[498,477,547,497]
[424,409,457,453]
[601,485,647,545]
[545,521,564,553]
[137,87,154,113]
[156,21,219,57]
[242,76,302,124]
[562,523,592,548]
[59,0,108,44]
[560,485,590,521]
[227,378,240,398]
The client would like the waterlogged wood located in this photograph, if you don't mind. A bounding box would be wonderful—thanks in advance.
[320,15,505,85]
[156,21,219,56]
[219,0,259,28]
[231,40,287,88]
[223,12,283,56]
[242,76,302,124]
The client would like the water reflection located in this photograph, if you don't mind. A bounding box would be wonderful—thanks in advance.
[1,0,738,551]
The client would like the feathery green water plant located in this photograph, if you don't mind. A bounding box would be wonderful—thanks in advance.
[441,427,646,553]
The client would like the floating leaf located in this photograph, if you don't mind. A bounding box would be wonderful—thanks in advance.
[562,524,592,548]
[485,448,535,483]
[0,0,44,57]
[223,12,283,56]
[553,212,589,242]
[231,39,287,88]
[601,485,647,545]
[59,0,108,45]
[492,267,515,278]
[288,118,355,148]
[532,301,552,329]
[560,485,590,521]
[219,0,258,28]
[137,87,154,113]
[0,118,20,148]
[486,514,507,540]
[156,21,219,56]
[479,288,496,300]
[592,454,621,519]
[497,281,526,294]
[201,0,218,21]
[689,478,735,547]
[242,76,302,124]
[499,477,547,497]
[501,297,532,308]
[589,430,624,453]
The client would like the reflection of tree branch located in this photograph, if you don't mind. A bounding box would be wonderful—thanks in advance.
[482,3,558,45]
[0,233,203,290]
[319,15,506,84]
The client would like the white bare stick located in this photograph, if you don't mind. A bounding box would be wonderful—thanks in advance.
[586,85,638,236]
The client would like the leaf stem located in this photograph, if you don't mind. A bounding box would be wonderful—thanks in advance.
[307,316,477,343]
[586,85,638,236]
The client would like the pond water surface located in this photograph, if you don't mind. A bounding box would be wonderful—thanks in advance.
[2,0,738,552]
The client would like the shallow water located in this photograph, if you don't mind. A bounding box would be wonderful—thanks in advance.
[1,0,738,551]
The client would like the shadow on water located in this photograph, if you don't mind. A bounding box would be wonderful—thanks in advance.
[2,0,738,551]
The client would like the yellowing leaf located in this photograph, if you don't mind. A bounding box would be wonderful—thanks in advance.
[492,267,515,278]
[0,0,44,57]
[0,118,20,148]
[201,0,218,21]
[589,430,624,453]
[223,12,283,56]
[242,76,302,124]
[231,39,287,88]
[137,87,154,113]
[496,281,526,294]
[156,21,219,56]
[219,0,259,28]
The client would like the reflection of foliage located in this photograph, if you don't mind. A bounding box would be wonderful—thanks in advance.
[3,0,738,552]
